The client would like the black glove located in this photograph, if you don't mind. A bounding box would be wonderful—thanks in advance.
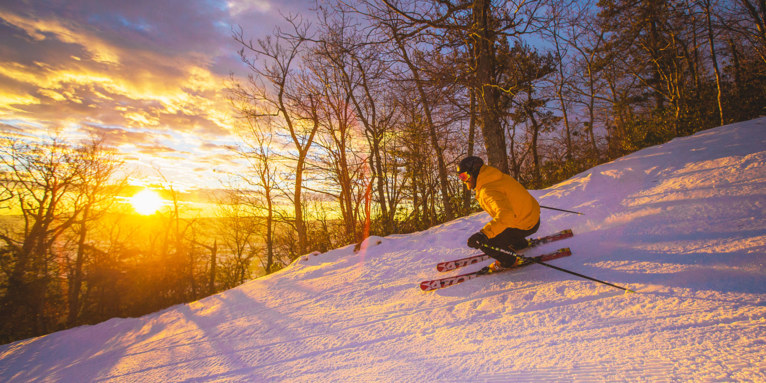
[467,232,488,249]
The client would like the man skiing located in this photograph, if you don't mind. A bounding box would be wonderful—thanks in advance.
[457,156,541,273]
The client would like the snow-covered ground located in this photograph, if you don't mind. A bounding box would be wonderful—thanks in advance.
[2,118,765,382]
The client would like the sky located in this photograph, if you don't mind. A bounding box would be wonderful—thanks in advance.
[0,117,764,382]
[0,0,314,191]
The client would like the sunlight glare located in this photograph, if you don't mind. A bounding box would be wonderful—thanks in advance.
[131,189,163,215]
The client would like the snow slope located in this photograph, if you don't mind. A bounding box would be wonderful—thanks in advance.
[1,118,765,382]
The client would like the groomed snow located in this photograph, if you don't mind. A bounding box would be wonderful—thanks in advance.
[1,118,765,382]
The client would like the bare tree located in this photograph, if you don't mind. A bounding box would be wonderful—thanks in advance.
[215,190,258,285]
[387,19,455,220]
[701,0,725,125]
[731,0,766,64]
[313,6,402,234]
[232,114,282,275]
[306,43,367,241]
[66,138,126,326]
[232,16,320,256]
[374,0,553,173]
[0,137,84,339]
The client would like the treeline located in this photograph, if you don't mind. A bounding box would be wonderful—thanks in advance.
[228,0,765,252]
[1,0,764,344]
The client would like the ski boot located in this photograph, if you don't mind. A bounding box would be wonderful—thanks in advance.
[478,256,528,274]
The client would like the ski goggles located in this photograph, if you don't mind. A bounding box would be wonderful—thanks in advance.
[457,172,471,182]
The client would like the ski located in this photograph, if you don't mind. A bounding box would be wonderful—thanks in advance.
[420,248,572,292]
[436,229,573,272]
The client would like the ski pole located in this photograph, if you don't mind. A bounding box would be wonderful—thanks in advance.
[540,205,584,215]
[483,244,635,293]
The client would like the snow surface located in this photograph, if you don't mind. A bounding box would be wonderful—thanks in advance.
[1,118,765,382]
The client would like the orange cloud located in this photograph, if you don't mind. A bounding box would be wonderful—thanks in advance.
[0,0,313,190]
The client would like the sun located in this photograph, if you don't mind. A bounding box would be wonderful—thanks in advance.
[130,189,164,215]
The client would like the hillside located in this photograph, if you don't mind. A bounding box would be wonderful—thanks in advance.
[1,118,765,382]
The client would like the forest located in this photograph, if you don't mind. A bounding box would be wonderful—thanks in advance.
[1,0,764,344]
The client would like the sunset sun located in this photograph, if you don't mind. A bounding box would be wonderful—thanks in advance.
[131,189,164,215]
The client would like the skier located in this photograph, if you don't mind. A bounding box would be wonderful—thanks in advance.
[456,156,541,273]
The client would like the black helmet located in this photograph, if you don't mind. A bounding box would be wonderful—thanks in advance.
[457,156,483,181]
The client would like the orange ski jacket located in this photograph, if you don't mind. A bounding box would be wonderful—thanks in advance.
[475,165,540,238]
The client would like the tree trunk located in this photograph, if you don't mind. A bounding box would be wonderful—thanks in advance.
[463,89,477,212]
[208,240,217,295]
[473,0,510,174]
[265,187,274,273]
[393,32,454,221]
[294,155,307,255]
[704,0,724,126]
[67,208,89,326]
[526,101,543,188]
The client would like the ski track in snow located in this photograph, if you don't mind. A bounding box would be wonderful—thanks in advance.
[1,118,766,382]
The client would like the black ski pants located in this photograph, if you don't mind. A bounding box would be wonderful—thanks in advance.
[482,219,540,267]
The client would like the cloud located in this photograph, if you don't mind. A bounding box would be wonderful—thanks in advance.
[0,0,313,189]
[227,0,272,16]
[0,5,236,134]
[79,123,162,145]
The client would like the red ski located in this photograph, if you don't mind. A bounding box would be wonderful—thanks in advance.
[420,248,572,291]
[436,229,573,272]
